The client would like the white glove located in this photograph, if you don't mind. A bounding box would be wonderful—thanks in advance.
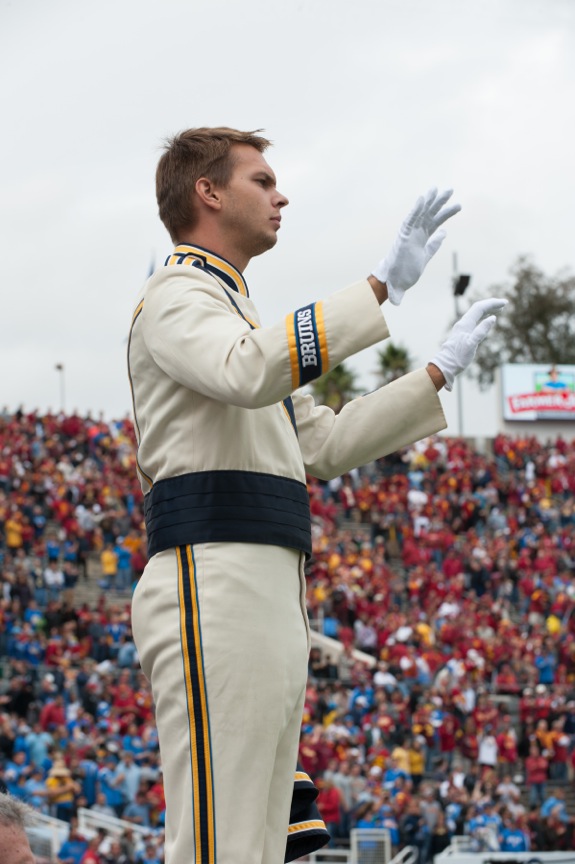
[430,298,508,391]
[372,188,461,305]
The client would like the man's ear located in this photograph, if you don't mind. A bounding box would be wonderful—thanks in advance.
[195,177,222,212]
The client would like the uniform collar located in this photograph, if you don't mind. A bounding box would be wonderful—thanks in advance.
[165,243,249,297]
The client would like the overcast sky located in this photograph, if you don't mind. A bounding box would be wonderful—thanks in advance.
[1,0,574,437]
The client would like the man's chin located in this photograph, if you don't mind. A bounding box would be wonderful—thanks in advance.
[251,233,278,257]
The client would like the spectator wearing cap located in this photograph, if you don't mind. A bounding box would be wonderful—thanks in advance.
[348,679,375,724]
[382,755,407,792]
[466,803,497,853]
[46,760,80,822]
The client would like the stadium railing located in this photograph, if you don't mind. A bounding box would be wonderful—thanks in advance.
[25,811,69,861]
[77,805,153,841]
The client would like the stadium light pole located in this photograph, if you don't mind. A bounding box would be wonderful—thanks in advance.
[452,254,471,438]
[55,363,65,413]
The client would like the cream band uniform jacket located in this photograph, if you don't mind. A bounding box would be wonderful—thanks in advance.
[128,244,447,864]
[129,244,446,555]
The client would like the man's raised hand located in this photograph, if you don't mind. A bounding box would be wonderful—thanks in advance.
[372,188,461,306]
[430,298,508,391]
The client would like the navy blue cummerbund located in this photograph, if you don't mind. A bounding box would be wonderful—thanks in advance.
[144,469,312,558]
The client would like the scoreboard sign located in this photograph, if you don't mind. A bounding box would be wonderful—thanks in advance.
[501,363,575,421]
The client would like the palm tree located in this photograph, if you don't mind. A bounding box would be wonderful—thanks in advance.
[376,342,413,386]
[311,362,359,413]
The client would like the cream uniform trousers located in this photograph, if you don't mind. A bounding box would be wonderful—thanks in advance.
[131,541,310,864]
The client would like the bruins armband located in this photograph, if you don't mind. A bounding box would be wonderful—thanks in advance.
[286,302,329,388]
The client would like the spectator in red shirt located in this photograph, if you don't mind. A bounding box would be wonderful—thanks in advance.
[525,742,549,807]
[316,776,344,845]
[496,716,518,770]
[40,694,66,732]
[79,836,102,864]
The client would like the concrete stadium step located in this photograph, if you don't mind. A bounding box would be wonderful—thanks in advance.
[68,553,131,608]
[518,778,575,816]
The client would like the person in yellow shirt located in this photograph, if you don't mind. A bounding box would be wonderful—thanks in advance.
[535,718,554,756]
[415,619,434,647]
[100,543,118,590]
[391,741,411,775]
[5,511,23,555]
[45,762,80,823]
[408,737,426,791]
[546,613,562,635]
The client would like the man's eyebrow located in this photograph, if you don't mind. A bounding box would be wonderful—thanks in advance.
[253,170,277,184]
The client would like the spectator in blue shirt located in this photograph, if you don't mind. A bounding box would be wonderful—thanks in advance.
[23,768,49,813]
[97,755,126,817]
[534,638,557,686]
[123,790,152,828]
[499,821,530,852]
[136,841,163,864]
[540,788,568,822]
[56,819,89,864]
[114,538,133,593]
[77,750,99,808]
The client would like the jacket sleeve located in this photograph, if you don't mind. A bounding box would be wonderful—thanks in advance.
[141,267,389,409]
[293,368,447,480]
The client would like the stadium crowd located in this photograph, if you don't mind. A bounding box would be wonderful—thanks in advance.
[0,406,574,862]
